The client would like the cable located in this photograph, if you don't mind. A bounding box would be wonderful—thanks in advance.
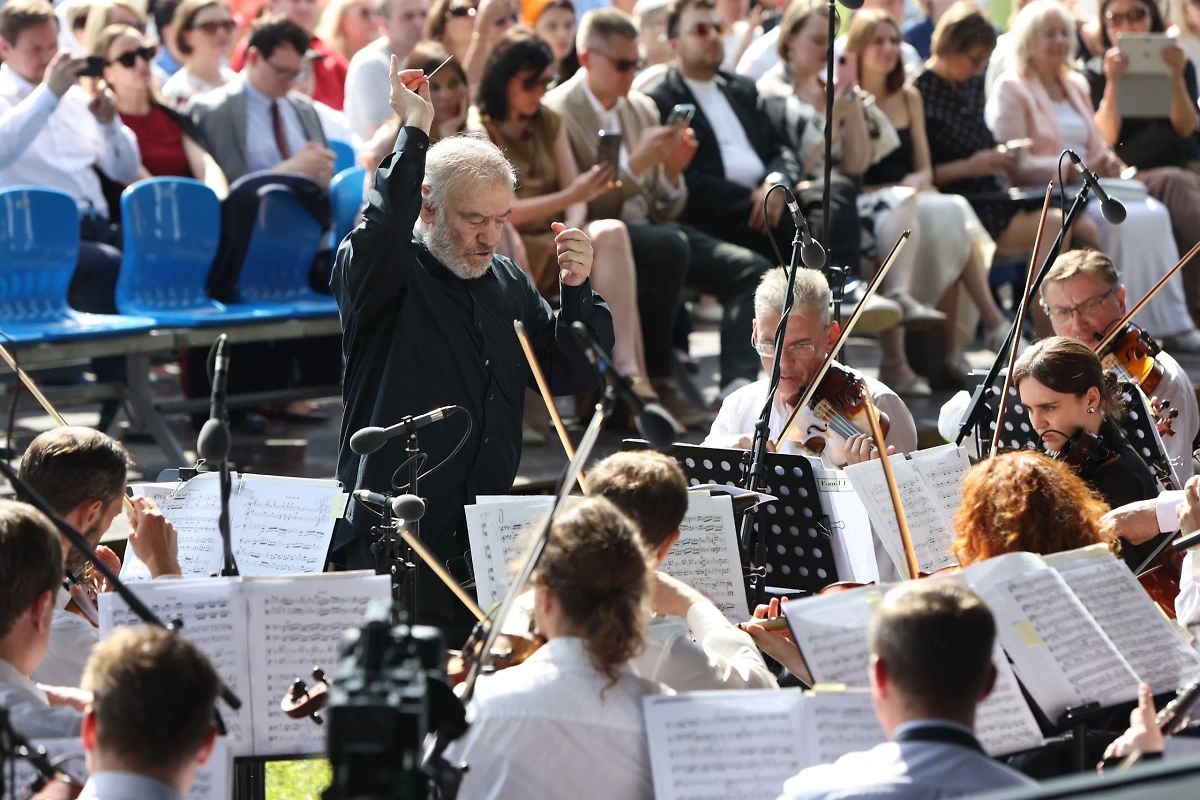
[763,182,792,274]
[389,407,473,491]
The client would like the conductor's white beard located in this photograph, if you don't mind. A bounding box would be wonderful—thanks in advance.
[416,216,491,280]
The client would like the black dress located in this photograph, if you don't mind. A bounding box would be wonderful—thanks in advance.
[913,70,1016,241]
[863,127,915,186]
[1086,418,1160,509]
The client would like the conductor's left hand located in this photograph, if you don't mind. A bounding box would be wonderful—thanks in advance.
[551,221,592,286]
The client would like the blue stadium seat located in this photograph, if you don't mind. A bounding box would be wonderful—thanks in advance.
[233,185,338,317]
[330,166,367,249]
[330,139,357,175]
[0,187,157,344]
[116,178,285,326]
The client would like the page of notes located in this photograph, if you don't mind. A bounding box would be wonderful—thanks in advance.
[98,578,255,757]
[974,642,1046,756]
[817,470,879,584]
[244,571,390,757]
[907,444,971,527]
[661,494,748,624]
[800,690,886,766]
[1045,547,1200,694]
[465,498,555,607]
[782,584,880,686]
[124,474,226,580]
[231,475,341,575]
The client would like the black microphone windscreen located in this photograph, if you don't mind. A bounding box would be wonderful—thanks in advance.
[838,0,865,8]
[350,426,388,456]
[197,418,230,462]
[391,494,426,521]
[801,241,827,270]
[637,403,680,449]
[1101,198,1127,224]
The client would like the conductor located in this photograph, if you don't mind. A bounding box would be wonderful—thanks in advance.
[330,57,615,641]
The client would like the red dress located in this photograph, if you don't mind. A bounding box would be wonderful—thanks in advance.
[119,105,192,178]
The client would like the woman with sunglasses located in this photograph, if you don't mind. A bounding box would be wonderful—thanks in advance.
[1082,0,1200,326]
[161,0,237,111]
[424,0,479,63]
[315,0,382,62]
[92,24,228,195]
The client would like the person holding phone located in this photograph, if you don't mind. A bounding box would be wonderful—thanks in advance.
[1084,0,1200,327]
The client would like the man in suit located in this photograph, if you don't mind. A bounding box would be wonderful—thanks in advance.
[545,6,772,404]
[777,580,1036,800]
[190,14,335,186]
[642,0,860,273]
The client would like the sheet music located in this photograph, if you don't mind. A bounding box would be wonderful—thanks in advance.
[124,474,226,580]
[231,475,341,575]
[465,497,572,606]
[244,571,389,757]
[98,578,255,757]
[1044,546,1200,694]
[817,469,879,584]
[961,553,1140,720]
[907,444,971,526]
[799,690,886,766]
[661,494,748,624]
[975,642,1046,756]
[184,738,232,800]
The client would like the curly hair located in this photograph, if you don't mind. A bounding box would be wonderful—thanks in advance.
[953,450,1114,565]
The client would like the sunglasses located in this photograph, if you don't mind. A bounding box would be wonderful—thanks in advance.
[686,21,728,37]
[592,49,639,73]
[1104,5,1149,24]
[520,73,556,91]
[192,19,237,34]
[110,45,157,68]
[448,4,477,17]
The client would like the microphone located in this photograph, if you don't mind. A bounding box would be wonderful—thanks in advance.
[1066,150,1126,224]
[197,334,230,463]
[784,190,827,269]
[353,490,426,520]
[838,0,864,8]
[569,321,679,448]
[349,406,459,455]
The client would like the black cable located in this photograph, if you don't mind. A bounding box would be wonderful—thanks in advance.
[763,183,793,273]
[390,407,473,491]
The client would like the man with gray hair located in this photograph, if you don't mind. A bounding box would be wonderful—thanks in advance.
[705,267,916,467]
[330,57,613,642]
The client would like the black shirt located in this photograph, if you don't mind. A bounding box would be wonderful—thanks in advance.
[1088,418,1159,509]
[330,126,614,562]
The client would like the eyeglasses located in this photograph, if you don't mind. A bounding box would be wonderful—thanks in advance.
[110,45,157,68]
[263,58,303,81]
[520,73,556,91]
[591,49,639,73]
[447,5,476,17]
[752,339,818,360]
[1044,288,1115,322]
[685,21,729,38]
[191,19,237,34]
[1104,5,1149,25]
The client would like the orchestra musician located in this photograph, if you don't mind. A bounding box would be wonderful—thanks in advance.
[1012,336,1159,508]
[585,451,777,690]
[705,267,918,467]
[1039,250,1198,480]
[775,581,1036,800]
[445,497,661,800]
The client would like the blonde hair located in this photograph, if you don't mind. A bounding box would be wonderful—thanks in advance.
[1010,0,1076,75]
[315,0,379,59]
[1169,0,1200,36]
[754,266,832,325]
[81,0,145,59]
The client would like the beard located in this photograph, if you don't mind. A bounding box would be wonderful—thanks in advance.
[417,216,493,280]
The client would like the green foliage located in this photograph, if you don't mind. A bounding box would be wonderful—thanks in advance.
[266,759,331,800]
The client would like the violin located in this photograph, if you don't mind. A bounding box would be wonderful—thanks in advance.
[1048,429,1120,481]
[780,364,891,464]
[281,668,329,723]
[1098,322,1165,397]
[446,631,545,685]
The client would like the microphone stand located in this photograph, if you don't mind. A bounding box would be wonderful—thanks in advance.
[821,0,847,323]
[404,432,421,621]
[955,180,1092,452]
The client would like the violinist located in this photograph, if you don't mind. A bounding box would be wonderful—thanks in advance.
[445,497,662,800]
[1012,336,1159,509]
[706,267,919,467]
[1040,250,1198,480]
[17,428,181,688]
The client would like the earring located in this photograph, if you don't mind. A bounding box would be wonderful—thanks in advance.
[1087,407,1095,414]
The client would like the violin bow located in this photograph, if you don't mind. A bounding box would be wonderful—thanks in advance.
[1094,239,1200,354]
[990,184,1054,456]
[862,390,920,581]
[397,525,485,621]
[773,231,911,449]
[513,321,586,492]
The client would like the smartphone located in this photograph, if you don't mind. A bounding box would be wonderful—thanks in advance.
[597,130,622,174]
[834,52,858,94]
[666,103,696,127]
[80,55,106,78]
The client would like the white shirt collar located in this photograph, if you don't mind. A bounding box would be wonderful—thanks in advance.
[0,658,48,704]
[893,718,977,740]
[579,77,620,118]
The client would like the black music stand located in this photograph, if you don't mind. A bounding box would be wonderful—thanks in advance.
[623,441,839,596]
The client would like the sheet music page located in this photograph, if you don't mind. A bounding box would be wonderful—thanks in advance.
[907,444,971,526]
[782,584,881,685]
[185,738,232,800]
[464,498,562,607]
[124,474,226,580]
[98,577,255,757]
[644,689,806,800]
[800,689,886,766]
[961,552,1140,720]
[974,641,1046,756]
[661,494,748,624]
[1044,546,1200,693]
[231,475,342,575]
[817,468,879,584]
[244,571,390,757]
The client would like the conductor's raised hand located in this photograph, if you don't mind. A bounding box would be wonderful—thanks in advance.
[551,221,592,286]
[388,55,434,133]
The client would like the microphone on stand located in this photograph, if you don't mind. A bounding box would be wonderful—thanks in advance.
[196,334,230,463]
[353,490,426,521]
[350,406,460,455]
[783,190,827,270]
[1066,150,1127,224]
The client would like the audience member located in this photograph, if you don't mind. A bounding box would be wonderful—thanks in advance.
[80,0,146,56]
[0,500,86,740]
[345,0,428,139]
[78,627,220,800]
[316,0,383,62]
[1168,0,1200,70]
[446,497,662,800]
[1083,0,1200,324]
[461,0,521,86]
[586,451,777,690]
[91,23,228,195]
[546,8,765,421]
[473,27,676,422]
[524,0,577,80]
[161,0,237,111]
[190,14,336,185]
[57,0,95,55]
[903,0,958,58]
[423,0,478,62]
[148,0,185,80]
[0,0,141,320]
[716,0,762,71]
[229,0,351,109]
[632,0,671,71]
[776,581,1036,800]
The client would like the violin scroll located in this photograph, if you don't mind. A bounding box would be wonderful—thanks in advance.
[280,667,329,723]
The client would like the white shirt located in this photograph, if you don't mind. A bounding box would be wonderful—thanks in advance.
[682,76,766,189]
[0,64,141,217]
[633,603,778,691]
[721,20,762,72]
[705,369,919,467]
[447,637,666,800]
[161,66,237,112]
[242,78,310,174]
[1052,98,1092,158]
[344,37,393,143]
[737,29,923,83]
[31,589,97,689]
[0,658,82,739]
[1147,351,1198,483]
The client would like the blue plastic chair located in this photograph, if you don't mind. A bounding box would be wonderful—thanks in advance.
[116,178,286,326]
[330,139,357,175]
[233,185,338,317]
[329,166,367,248]
[0,187,157,344]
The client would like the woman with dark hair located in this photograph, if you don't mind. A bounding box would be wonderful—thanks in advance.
[161,0,237,110]
[472,27,672,416]
[522,0,577,81]
[1012,335,1158,508]
[424,0,479,63]
[1082,0,1200,323]
[447,497,660,799]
